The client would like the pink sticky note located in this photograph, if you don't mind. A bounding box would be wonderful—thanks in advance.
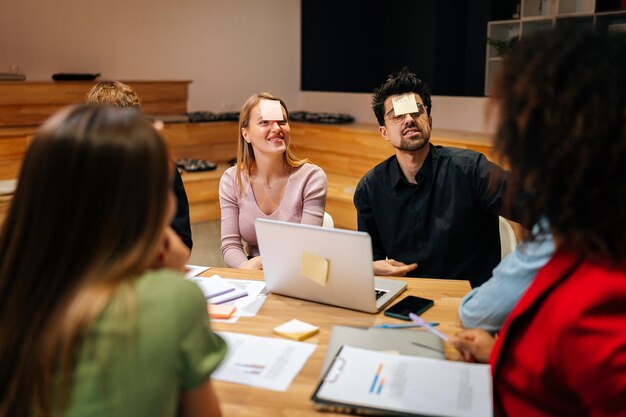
[259,99,284,121]
[208,304,236,319]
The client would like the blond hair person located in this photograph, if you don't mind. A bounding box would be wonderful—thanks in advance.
[219,92,327,269]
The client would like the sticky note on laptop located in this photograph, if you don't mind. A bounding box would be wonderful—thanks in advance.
[259,99,284,121]
[274,319,319,341]
[300,251,329,286]
[392,93,418,116]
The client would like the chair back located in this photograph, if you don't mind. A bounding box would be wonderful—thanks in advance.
[322,211,334,228]
[499,216,517,259]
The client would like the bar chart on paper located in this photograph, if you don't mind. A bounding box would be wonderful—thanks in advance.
[213,332,316,392]
[234,362,265,375]
[314,346,493,417]
[369,364,384,395]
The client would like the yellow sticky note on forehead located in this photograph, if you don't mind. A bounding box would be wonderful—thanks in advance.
[259,99,284,121]
[300,251,329,286]
[391,93,418,116]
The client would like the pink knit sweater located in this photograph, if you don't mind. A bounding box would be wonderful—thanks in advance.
[218,163,327,267]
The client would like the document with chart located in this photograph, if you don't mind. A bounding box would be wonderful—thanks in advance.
[213,332,316,391]
[312,346,492,417]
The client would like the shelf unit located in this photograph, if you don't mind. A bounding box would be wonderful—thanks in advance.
[484,0,626,95]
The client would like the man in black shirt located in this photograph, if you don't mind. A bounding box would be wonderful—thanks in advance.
[354,69,508,287]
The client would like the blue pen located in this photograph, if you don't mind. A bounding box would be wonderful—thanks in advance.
[372,322,439,329]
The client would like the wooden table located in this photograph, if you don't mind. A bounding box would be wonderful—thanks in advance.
[201,267,471,417]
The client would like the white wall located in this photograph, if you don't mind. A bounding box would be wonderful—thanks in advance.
[0,0,301,112]
[0,0,493,139]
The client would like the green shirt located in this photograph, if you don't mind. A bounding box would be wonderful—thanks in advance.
[62,269,226,417]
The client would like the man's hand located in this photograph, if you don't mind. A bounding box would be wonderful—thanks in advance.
[373,259,417,276]
[239,256,263,270]
[449,328,496,363]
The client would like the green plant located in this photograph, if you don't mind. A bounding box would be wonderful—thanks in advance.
[486,36,519,57]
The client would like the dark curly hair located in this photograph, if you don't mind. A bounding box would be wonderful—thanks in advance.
[492,28,626,263]
[372,68,432,126]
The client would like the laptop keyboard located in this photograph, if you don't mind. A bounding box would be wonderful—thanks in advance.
[374,288,388,300]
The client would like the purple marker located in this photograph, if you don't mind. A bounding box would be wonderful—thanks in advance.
[408,313,449,341]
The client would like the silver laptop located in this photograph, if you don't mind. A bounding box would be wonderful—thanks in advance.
[255,219,406,313]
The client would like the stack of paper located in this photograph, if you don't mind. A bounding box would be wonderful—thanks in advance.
[187,275,267,322]
[192,275,248,304]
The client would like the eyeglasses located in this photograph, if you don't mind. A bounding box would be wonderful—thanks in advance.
[384,103,428,124]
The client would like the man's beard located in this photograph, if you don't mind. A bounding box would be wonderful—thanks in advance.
[395,135,429,152]
[394,120,430,152]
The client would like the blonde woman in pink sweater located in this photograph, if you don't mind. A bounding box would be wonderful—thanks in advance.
[219,93,327,269]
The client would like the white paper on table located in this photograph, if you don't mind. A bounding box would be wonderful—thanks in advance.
[222,279,267,317]
[315,346,493,417]
[193,275,236,299]
[204,278,267,323]
[184,264,211,278]
[213,331,316,391]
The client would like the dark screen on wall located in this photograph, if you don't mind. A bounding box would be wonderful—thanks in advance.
[301,0,490,96]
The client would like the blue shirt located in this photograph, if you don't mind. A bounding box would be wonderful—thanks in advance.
[458,221,555,332]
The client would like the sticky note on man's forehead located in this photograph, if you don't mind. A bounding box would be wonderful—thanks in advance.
[391,93,418,116]
[259,99,284,121]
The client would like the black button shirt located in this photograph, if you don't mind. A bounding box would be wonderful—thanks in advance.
[172,167,193,249]
[354,145,509,287]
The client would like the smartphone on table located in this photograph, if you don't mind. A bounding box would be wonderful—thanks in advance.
[384,295,434,321]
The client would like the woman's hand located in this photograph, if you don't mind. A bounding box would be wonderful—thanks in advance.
[154,226,190,273]
[449,328,496,363]
[239,256,263,270]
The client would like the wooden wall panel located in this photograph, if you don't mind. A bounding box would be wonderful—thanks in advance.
[161,122,238,162]
[0,117,495,228]
[0,81,190,127]
[0,129,31,180]
[179,168,227,223]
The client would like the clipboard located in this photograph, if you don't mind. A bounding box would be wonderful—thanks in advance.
[320,325,444,376]
[312,346,417,417]
[311,345,493,417]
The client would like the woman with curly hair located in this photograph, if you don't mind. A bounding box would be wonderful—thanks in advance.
[451,29,626,416]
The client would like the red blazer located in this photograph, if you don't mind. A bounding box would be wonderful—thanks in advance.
[490,250,626,417]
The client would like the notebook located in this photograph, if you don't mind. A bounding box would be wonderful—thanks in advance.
[320,325,444,376]
[255,219,406,313]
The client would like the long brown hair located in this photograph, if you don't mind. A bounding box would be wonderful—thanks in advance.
[0,105,171,416]
[235,92,308,193]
